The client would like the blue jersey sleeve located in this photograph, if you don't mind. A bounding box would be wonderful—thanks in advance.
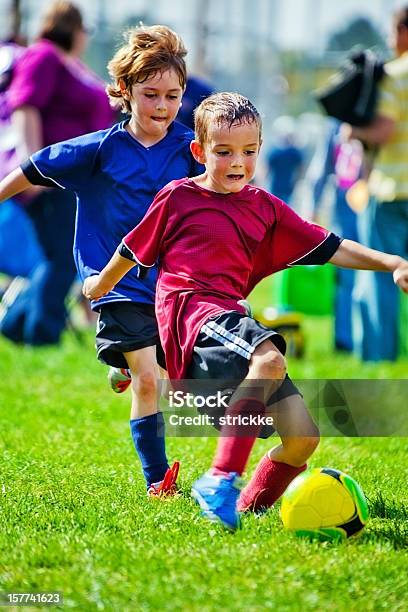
[21,130,106,192]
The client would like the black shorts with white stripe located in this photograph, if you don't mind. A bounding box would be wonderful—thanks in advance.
[187,310,301,438]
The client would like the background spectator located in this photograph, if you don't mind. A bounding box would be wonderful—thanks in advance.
[0,0,114,346]
[0,39,44,282]
[266,115,304,205]
[311,119,363,351]
[345,5,408,361]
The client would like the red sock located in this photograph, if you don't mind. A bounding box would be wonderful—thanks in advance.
[237,454,306,512]
[212,398,264,476]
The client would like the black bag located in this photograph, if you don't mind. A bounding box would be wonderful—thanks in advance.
[315,49,385,126]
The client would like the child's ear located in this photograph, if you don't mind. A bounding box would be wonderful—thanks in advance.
[119,79,130,100]
[190,140,206,164]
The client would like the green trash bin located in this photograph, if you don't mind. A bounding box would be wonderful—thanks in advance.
[399,293,408,358]
[273,265,335,315]
[248,265,335,316]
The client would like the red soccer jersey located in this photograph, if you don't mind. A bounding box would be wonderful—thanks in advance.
[123,178,340,379]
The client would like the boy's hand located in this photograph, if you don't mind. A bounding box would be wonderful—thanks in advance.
[82,250,136,301]
[393,260,408,293]
[82,275,113,301]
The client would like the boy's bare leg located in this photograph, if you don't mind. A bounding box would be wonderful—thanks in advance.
[266,394,320,466]
[124,346,159,419]
[192,339,287,530]
[237,394,319,512]
[124,346,175,490]
[212,338,286,476]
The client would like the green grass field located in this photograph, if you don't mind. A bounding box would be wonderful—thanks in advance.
[0,312,407,611]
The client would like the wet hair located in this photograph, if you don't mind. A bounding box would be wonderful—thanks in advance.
[194,92,262,145]
[107,24,187,113]
[38,1,84,52]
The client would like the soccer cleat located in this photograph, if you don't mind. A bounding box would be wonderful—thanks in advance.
[148,461,180,497]
[191,471,243,531]
[108,367,131,393]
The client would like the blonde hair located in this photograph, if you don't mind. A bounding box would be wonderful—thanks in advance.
[107,24,187,113]
[194,92,262,145]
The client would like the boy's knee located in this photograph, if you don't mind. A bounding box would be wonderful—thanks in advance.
[134,370,157,400]
[251,349,287,381]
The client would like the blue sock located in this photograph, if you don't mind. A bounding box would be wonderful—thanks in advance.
[130,412,169,487]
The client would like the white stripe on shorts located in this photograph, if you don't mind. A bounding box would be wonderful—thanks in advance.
[201,324,252,360]
[206,319,255,353]
[201,320,255,361]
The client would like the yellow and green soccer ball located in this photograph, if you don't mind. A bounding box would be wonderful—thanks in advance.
[280,468,369,542]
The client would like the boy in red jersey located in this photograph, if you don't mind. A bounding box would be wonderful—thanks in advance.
[83,93,408,531]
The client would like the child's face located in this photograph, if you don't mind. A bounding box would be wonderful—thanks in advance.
[192,120,261,194]
[125,68,183,143]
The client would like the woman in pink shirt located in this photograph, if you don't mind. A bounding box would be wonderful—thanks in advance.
[1,0,114,345]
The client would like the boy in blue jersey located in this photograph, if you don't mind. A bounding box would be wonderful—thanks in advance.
[0,25,203,495]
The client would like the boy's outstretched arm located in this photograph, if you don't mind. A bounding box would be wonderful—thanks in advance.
[330,238,408,292]
[83,183,170,301]
[0,167,33,203]
[82,250,137,301]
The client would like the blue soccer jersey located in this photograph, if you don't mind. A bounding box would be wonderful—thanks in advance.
[21,120,203,308]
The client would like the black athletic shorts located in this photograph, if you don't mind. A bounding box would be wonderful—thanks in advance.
[186,311,301,438]
[95,302,166,369]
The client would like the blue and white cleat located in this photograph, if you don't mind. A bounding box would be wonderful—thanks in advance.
[191,471,243,532]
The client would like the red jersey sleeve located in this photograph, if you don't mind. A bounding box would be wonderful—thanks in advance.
[122,183,171,267]
[246,198,341,295]
[270,203,339,268]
